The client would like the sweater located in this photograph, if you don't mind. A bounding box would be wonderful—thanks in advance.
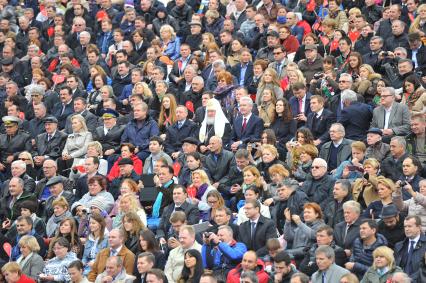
[43,252,78,282]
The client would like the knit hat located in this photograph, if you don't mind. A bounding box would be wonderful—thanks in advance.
[90,197,108,213]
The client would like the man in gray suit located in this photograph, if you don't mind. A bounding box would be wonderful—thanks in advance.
[370,87,411,143]
[311,246,350,283]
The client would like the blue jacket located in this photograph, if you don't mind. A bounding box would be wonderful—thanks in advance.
[118,83,134,102]
[339,102,373,141]
[350,233,388,278]
[121,116,160,152]
[82,234,109,275]
[163,37,181,60]
[202,241,247,273]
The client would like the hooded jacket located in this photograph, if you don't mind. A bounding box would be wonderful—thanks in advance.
[226,259,270,283]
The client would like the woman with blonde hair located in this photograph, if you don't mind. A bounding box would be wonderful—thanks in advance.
[112,193,147,228]
[409,4,426,35]
[352,158,380,209]
[109,178,140,220]
[59,114,93,175]
[258,88,277,127]
[256,68,284,104]
[187,169,216,214]
[360,246,403,283]
[257,144,286,183]
[16,236,44,280]
[159,25,181,62]
[46,197,72,238]
[354,64,382,103]
[284,69,306,99]
[2,262,36,283]
[158,93,177,134]
[361,177,395,219]
[132,81,153,106]
[17,151,37,180]
[201,33,217,54]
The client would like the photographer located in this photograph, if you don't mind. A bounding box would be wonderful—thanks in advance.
[397,156,423,199]
[352,158,380,210]
[376,48,412,89]
[201,225,247,282]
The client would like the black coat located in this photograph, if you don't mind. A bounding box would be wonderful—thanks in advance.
[164,120,198,155]
[269,118,297,145]
[156,201,200,239]
[338,102,373,141]
[27,117,46,139]
[323,194,352,228]
[230,62,254,90]
[205,149,235,183]
[380,153,409,182]
[238,214,277,256]
[333,217,363,249]
[218,165,244,199]
[92,124,126,155]
[273,190,308,234]
[52,101,74,130]
[306,109,335,144]
[395,234,426,282]
[0,131,32,163]
[378,216,405,249]
[300,174,335,210]
[33,131,68,160]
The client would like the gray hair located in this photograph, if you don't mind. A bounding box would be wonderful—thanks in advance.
[290,273,310,283]
[341,89,358,104]
[343,200,361,215]
[335,179,351,193]
[192,76,204,85]
[280,178,299,191]
[313,158,328,169]
[315,245,335,260]
[12,160,27,170]
[394,47,408,57]
[218,225,233,237]
[339,73,353,83]
[240,270,258,283]
[212,59,226,70]
[330,123,345,136]
[80,31,91,39]
[382,87,396,97]
[391,136,407,148]
[239,96,253,107]
[184,65,196,74]
[391,272,412,283]
[371,36,383,45]
[107,256,123,267]
[10,177,25,189]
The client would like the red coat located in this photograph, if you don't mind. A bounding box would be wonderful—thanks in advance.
[17,274,35,283]
[107,155,143,181]
[226,259,270,283]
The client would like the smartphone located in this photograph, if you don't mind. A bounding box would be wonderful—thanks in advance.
[347,165,364,173]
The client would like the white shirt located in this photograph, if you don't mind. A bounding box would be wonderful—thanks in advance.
[242,113,252,126]
[316,108,324,118]
[384,105,393,129]
[408,234,421,253]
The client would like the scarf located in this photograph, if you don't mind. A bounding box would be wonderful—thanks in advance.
[17,252,34,268]
[196,183,209,200]
[152,180,173,218]
[241,183,255,194]
[405,89,423,109]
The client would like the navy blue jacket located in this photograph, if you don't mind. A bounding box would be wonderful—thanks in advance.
[289,93,312,128]
[121,116,160,153]
[230,62,254,89]
[339,102,373,141]
[350,233,388,278]
[164,119,198,155]
[231,114,264,145]
[395,234,426,282]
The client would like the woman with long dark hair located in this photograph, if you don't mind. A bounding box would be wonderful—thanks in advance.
[178,249,204,283]
[137,230,166,269]
[270,98,297,146]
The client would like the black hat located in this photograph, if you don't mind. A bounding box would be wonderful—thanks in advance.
[380,204,399,219]
[266,30,279,38]
[1,57,13,65]
[182,137,199,146]
[46,176,65,187]
[43,116,58,124]
[367,128,383,136]
[118,158,134,166]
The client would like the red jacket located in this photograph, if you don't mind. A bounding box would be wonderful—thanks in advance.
[226,259,270,283]
[17,274,35,283]
[107,155,143,181]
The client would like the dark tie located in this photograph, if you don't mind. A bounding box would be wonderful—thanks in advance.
[322,271,326,283]
[242,117,247,131]
[61,104,66,115]
[47,134,52,142]
[406,240,415,274]
[251,221,256,240]
[111,249,117,256]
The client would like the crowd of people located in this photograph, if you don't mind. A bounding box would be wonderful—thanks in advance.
[0,0,425,282]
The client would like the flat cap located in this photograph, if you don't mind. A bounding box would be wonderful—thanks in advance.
[46,176,65,187]
[182,137,199,146]
[118,158,134,166]
[1,57,13,65]
[266,30,279,38]
[305,44,317,50]
[43,116,58,124]
[367,128,383,136]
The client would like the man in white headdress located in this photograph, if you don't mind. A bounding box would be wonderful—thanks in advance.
[199,99,232,152]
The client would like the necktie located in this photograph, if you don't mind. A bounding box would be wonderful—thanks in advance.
[61,104,66,115]
[251,221,256,240]
[344,224,350,241]
[178,121,183,129]
[322,271,326,283]
[111,249,117,256]
[277,62,282,75]
[242,117,247,131]
[298,98,303,113]
[47,134,52,142]
[406,240,415,274]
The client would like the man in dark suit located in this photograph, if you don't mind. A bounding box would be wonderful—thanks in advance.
[231,96,264,152]
[395,216,426,282]
[156,185,200,241]
[289,82,312,128]
[338,90,373,141]
[164,106,198,158]
[205,136,235,187]
[407,32,426,73]
[28,102,48,139]
[168,43,192,87]
[64,97,98,134]
[238,199,277,256]
[229,0,247,30]
[334,200,363,251]
[306,95,335,146]
[52,86,74,130]
[33,116,67,166]
[231,49,254,89]
[72,157,103,200]
[380,136,409,182]
[43,176,75,222]
[93,109,126,158]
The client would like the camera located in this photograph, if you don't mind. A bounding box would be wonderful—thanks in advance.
[400,181,408,187]
[203,232,212,238]
[313,73,324,80]
[382,51,389,57]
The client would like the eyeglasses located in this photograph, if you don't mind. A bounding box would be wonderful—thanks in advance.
[339,80,350,83]
[312,166,323,169]
[380,94,393,98]
[273,52,283,55]
[19,158,30,161]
